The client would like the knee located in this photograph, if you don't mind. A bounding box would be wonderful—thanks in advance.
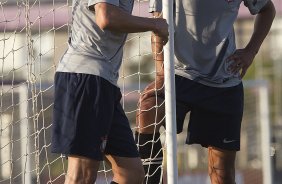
[137,96,158,112]
[114,165,145,184]
[130,166,145,184]
[128,166,145,184]
[136,96,165,134]
[65,156,98,184]
[65,172,96,184]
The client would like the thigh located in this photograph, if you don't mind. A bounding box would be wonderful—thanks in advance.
[136,75,191,134]
[186,83,244,151]
[105,102,140,158]
[52,72,118,161]
[136,96,165,133]
[136,80,166,133]
[174,75,194,133]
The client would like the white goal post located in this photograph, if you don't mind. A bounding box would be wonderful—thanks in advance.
[243,80,273,184]
[0,84,31,184]
[162,0,178,183]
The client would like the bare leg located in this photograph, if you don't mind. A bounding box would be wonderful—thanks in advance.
[65,155,100,184]
[208,147,236,184]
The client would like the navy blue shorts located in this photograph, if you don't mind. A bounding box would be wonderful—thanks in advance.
[174,75,244,151]
[51,72,139,160]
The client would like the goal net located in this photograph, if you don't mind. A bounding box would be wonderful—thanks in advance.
[0,0,69,183]
[0,0,272,184]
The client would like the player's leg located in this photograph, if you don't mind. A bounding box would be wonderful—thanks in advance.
[208,147,236,184]
[188,110,239,184]
[136,12,167,182]
[135,79,166,184]
[65,155,100,184]
[181,79,243,184]
[206,84,242,184]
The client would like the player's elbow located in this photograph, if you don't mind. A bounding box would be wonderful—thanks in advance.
[266,1,276,20]
[95,3,115,31]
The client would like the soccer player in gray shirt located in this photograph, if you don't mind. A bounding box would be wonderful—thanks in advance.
[51,0,169,183]
[136,0,276,183]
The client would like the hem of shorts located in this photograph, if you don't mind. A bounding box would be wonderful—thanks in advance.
[186,141,240,151]
[51,149,103,161]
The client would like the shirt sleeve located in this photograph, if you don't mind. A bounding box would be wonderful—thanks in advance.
[88,0,119,8]
[243,0,269,15]
[149,0,163,13]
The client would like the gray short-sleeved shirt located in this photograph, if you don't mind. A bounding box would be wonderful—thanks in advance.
[56,0,134,86]
[149,0,269,87]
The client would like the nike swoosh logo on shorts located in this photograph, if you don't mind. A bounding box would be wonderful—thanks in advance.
[223,138,237,143]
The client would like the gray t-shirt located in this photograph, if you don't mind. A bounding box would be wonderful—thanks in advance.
[150,0,269,87]
[56,0,134,86]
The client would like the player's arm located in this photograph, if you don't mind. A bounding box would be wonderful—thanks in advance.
[93,3,168,44]
[245,0,276,55]
[138,11,165,102]
[228,0,276,78]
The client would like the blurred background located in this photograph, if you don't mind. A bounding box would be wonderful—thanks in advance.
[0,0,281,183]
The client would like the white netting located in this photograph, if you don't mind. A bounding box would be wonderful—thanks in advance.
[0,0,69,183]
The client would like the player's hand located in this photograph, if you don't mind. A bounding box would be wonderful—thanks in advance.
[227,48,257,78]
[153,18,169,45]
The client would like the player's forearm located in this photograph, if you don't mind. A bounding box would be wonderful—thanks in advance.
[95,3,157,33]
[151,12,164,77]
[152,33,164,77]
[105,13,158,33]
[245,1,276,54]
